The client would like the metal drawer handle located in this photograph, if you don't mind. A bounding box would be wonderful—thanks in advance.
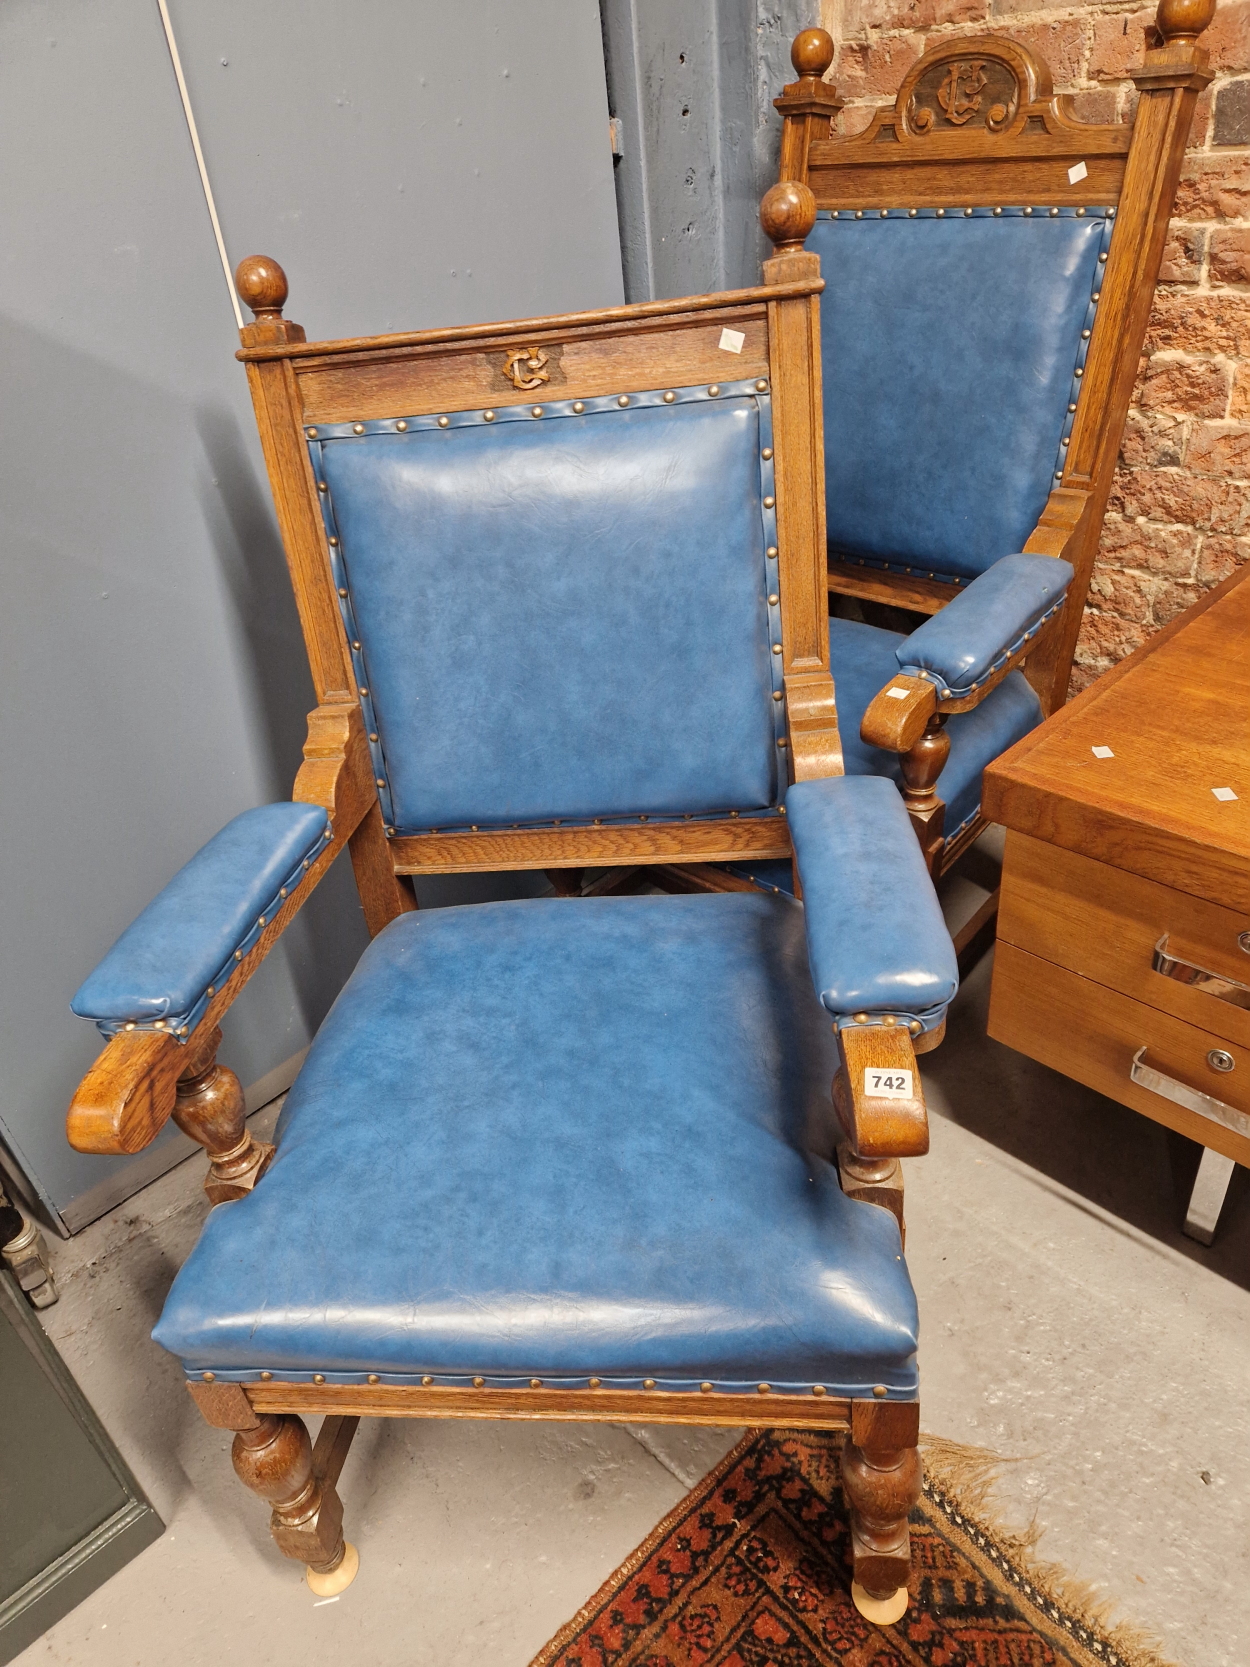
[1152,935,1250,1012]
[1130,1046,1250,1141]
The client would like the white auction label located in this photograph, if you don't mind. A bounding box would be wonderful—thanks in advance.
[886,686,910,700]
[1068,160,1088,184]
[864,1068,914,1099]
[719,327,746,354]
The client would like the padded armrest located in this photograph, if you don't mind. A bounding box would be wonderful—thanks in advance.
[71,804,333,1039]
[895,552,1073,700]
[786,775,958,1034]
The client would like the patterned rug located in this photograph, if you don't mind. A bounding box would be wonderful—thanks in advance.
[532,1429,1173,1667]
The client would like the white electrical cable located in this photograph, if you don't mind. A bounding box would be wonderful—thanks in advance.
[154,0,244,328]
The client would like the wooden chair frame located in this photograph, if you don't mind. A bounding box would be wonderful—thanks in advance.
[771,0,1214,875]
[66,247,933,1611]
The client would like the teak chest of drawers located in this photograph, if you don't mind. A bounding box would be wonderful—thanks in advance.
[982,565,1250,1242]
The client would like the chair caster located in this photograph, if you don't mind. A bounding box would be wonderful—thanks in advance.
[851,1580,908,1624]
[307,1540,359,1597]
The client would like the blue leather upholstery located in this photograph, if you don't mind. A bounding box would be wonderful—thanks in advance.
[896,553,1074,698]
[153,893,922,1399]
[71,804,332,1038]
[787,777,957,1030]
[311,383,784,834]
[808,208,1112,581]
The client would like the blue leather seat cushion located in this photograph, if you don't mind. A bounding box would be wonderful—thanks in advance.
[154,893,919,1396]
[809,211,1105,580]
[830,616,1043,840]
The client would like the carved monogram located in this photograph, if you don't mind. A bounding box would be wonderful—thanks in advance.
[907,55,1019,135]
[502,346,550,390]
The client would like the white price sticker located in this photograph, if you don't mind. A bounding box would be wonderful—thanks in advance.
[886,686,910,700]
[718,327,746,354]
[1068,160,1088,184]
[864,1068,914,1099]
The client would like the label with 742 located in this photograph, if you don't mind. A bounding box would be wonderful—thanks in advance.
[864,1068,913,1099]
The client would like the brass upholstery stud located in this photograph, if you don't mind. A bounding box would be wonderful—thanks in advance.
[421,1375,433,1386]
[437,416,450,428]
[179,1025,189,1035]
[777,738,788,748]
[369,732,378,742]
[643,1379,656,1390]
[306,427,318,437]
[473,1376,485,1388]
[376,778,386,788]
[530,1378,543,1388]
[207,986,215,997]
[639,814,648,822]
[329,536,339,546]
[396,420,408,431]
[812,1384,826,1396]
[768,593,779,604]
[758,1383,771,1394]
[1050,207,1059,217]
[963,207,972,216]
[1075,366,1083,376]
[125,1022,135,1031]
[318,481,328,491]
[730,810,739,817]
[708,384,721,397]
[572,401,585,413]
[1024,206,1033,215]
[763,495,775,508]
[853,1011,868,1023]
[617,395,630,407]
[762,447,773,460]
[993,207,1002,216]
[313,1374,326,1385]
[484,409,496,421]
[873,1384,888,1398]
[234,951,243,961]
[663,391,676,403]
[1076,206,1086,217]
[202,1372,215,1382]
[352,640,361,650]
[258,915,267,927]
[1082,329,1091,339]
[700,1382,713,1393]
[359,686,368,696]
[530,405,543,418]
[1108,207,1116,218]
[1068,403,1077,413]
[756,380,768,392]
[766,545,777,558]
[773,690,783,701]
[261,1371,272,1381]
[936,208,945,217]
[1092,290,1101,302]
[588,1377,601,1388]
[368,1374,380,1384]
[880,209,888,218]
[772,644,782,655]
[338,587,348,596]
[854,209,863,219]
[471,825,479,832]
[908,208,917,217]
[353,423,365,434]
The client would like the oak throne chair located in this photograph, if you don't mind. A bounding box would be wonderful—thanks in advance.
[743,0,1213,888]
[65,250,958,1624]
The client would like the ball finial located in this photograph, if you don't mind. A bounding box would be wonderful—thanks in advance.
[234,256,289,320]
[791,27,835,79]
[760,180,817,252]
[1155,0,1216,40]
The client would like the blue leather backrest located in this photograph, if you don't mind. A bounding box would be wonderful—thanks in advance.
[809,208,1112,582]
[311,383,785,834]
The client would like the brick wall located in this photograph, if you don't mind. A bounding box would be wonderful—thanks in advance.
[818,0,1250,690]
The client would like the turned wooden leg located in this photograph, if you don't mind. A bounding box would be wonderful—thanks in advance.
[171,1026,274,1205]
[189,1383,359,1592]
[837,1145,905,1244]
[900,712,949,875]
[842,1409,922,1626]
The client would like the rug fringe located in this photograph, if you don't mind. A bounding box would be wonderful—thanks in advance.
[920,1434,1181,1667]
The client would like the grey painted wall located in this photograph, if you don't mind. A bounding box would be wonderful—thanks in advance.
[601,0,818,301]
[0,0,622,1228]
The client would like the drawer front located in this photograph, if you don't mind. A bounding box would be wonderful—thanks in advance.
[989,941,1250,1166]
[998,832,1250,1048]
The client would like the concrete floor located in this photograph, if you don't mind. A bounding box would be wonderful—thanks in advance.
[14,941,1250,1667]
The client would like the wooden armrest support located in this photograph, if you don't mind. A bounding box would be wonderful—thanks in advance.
[832,1025,929,1159]
[67,704,376,1157]
[860,676,936,754]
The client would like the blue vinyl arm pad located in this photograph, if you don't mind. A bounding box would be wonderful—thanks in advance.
[787,775,958,1033]
[71,804,333,1040]
[895,552,1074,700]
